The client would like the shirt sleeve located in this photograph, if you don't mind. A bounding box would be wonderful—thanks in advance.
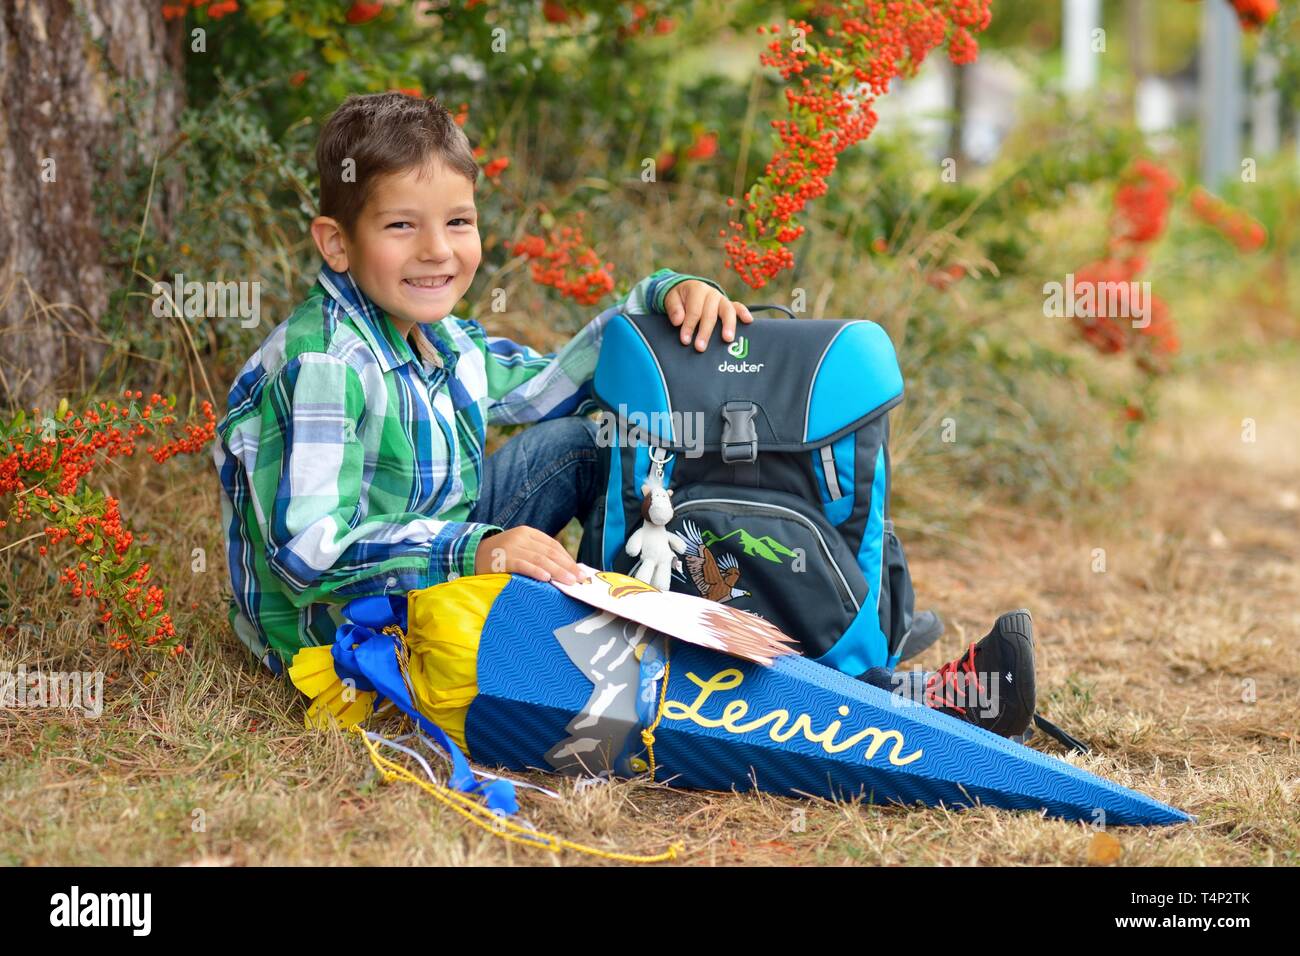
[476,268,728,426]
[259,352,500,606]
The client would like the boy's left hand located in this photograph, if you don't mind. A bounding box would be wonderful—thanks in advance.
[664,280,754,352]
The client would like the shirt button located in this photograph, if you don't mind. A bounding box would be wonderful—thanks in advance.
[386,576,397,588]
[447,571,460,581]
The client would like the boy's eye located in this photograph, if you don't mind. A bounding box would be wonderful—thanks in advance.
[387,221,414,230]
[450,217,474,226]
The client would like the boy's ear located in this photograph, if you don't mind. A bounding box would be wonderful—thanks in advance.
[311,216,350,272]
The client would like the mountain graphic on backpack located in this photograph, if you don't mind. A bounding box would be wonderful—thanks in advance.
[701,526,798,564]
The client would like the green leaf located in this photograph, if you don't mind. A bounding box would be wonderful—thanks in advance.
[246,0,285,23]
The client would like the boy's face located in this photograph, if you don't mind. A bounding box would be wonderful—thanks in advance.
[313,159,480,336]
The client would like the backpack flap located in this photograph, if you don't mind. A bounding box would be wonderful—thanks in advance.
[592,312,904,452]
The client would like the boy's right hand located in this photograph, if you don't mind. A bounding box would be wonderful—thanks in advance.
[473,526,582,585]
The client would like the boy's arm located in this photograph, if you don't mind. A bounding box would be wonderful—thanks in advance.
[475,268,726,426]
[257,353,500,608]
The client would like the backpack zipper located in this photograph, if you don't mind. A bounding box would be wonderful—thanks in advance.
[672,497,859,611]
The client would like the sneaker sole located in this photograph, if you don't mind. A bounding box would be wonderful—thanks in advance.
[988,608,1036,737]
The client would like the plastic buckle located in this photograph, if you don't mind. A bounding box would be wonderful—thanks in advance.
[720,400,758,464]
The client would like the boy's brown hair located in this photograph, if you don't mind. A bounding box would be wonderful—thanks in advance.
[316,92,479,234]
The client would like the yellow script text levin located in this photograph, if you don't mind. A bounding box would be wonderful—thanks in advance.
[660,668,924,767]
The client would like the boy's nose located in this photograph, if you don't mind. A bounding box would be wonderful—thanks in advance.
[419,229,454,261]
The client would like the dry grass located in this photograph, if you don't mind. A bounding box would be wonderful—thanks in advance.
[1,355,1297,867]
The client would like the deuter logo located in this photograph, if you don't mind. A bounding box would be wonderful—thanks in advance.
[719,336,764,373]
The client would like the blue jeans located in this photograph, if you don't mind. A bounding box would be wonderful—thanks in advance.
[467,416,601,538]
[861,666,930,704]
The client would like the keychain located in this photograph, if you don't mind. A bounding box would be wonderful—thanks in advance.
[625,446,684,590]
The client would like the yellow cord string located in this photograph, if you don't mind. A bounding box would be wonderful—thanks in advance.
[639,642,672,782]
[384,624,418,732]
[360,621,682,863]
[354,726,681,863]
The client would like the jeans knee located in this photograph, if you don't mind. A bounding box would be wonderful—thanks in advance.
[569,415,599,451]
[533,415,598,457]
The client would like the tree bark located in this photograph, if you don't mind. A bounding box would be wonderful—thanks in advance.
[0,0,182,410]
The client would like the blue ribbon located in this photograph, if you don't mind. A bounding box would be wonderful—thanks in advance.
[338,595,519,816]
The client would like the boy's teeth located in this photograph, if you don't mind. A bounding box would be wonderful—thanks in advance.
[407,276,450,288]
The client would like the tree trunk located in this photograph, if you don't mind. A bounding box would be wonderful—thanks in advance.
[0,0,182,410]
[947,60,967,171]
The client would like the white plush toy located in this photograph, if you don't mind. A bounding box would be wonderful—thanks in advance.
[625,480,686,591]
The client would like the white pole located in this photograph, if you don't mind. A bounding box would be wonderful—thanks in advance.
[1063,0,1101,94]
[1199,0,1243,185]
[1252,50,1280,158]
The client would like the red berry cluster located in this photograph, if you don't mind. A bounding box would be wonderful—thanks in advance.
[149,400,218,463]
[724,2,992,289]
[1110,158,1178,245]
[926,263,967,291]
[1070,257,1177,361]
[543,1,574,23]
[52,505,176,653]
[1189,186,1268,252]
[505,211,617,306]
[162,0,237,19]
[463,106,510,186]
[1,391,217,656]
[539,2,676,35]
[1231,0,1278,31]
[685,131,718,161]
[656,130,719,176]
[618,2,677,38]
[1071,160,1180,366]
[346,2,385,25]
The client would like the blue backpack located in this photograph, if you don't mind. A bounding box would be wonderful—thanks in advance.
[577,303,916,676]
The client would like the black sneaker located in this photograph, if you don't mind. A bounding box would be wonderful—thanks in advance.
[922,609,1036,737]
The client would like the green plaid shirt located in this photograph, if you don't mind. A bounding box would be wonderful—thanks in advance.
[212,264,724,671]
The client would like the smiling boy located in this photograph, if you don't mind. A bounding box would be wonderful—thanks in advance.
[213,92,753,672]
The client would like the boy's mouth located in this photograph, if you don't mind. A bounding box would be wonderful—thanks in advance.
[403,275,454,291]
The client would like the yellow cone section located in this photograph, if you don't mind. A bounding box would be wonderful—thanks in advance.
[402,573,512,751]
[288,573,510,742]
[288,645,379,730]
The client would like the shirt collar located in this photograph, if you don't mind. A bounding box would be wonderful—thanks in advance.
[317,264,457,375]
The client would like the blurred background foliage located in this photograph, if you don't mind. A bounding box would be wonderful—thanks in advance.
[90,0,1298,528]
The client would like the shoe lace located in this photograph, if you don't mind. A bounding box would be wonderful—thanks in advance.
[924,642,978,715]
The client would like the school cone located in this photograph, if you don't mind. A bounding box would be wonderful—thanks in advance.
[290,573,1191,827]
